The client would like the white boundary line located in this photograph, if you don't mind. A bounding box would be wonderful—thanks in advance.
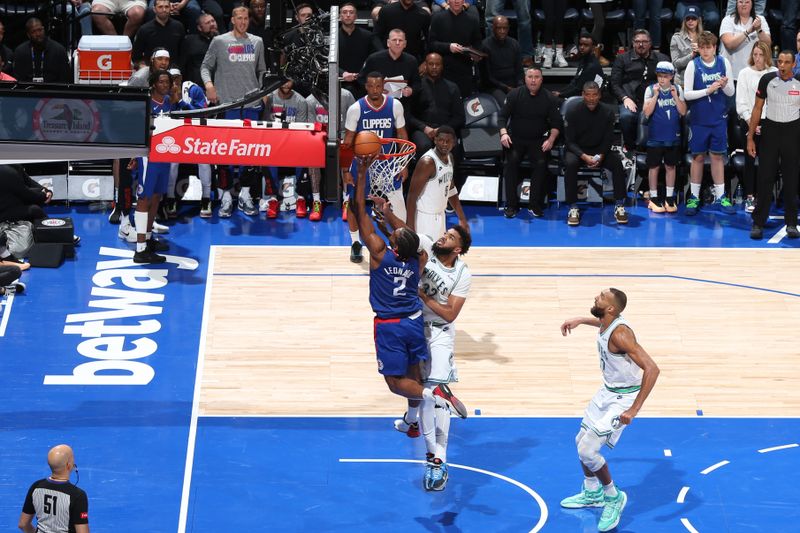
[196,413,800,419]
[758,443,799,453]
[677,486,690,503]
[177,246,216,533]
[0,292,14,336]
[339,458,548,533]
[700,460,730,475]
[681,517,701,533]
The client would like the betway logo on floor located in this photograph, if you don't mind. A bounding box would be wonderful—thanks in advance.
[44,247,199,386]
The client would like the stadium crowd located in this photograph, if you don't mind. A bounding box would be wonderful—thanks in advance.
[0,0,799,244]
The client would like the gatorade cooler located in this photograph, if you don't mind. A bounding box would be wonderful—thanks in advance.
[75,35,132,84]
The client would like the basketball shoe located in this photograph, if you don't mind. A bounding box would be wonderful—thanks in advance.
[430,459,448,491]
[393,412,420,438]
[423,453,435,490]
[432,384,467,419]
[296,197,308,218]
[309,200,323,221]
[560,484,605,508]
[598,489,627,532]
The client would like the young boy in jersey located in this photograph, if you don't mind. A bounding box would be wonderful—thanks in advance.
[641,62,686,213]
[683,31,736,215]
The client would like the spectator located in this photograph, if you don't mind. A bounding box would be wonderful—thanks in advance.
[372,0,431,21]
[563,81,630,227]
[428,0,483,97]
[244,0,276,69]
[683,31,735,215]
[0,53,15,82]
[641,61,686,213]
[481,15,523,107]
[92,0,147,38]
[0,21,12,74]
[58,0,93,45]
[339,2,377,99]
[359,29,421,102]
[720,0,771,81]
[180,13,219,88]
[633,1,665,51]
[747,50,800,240]
[18,445,87,533]
[407,53,465,156]
[373,0,431,63]
[585,0,613,67]
[725,0,766,15]
[781,0,799,51]
[553,32,604,100]
[0,164,49,223]
[675,2,721,33]
[0,261,26,296]
[132,0,185,65]
[498,67,562,218]
[12,19,70,84]
[147,0,203,32]
[485,0,534,66]
[670,5,703,86]
[737,41,776,214]
[795,30,800,76]
[541,0,568,68]
[201,5,266,217]
[610,29,668,150]
[127,47,171,87]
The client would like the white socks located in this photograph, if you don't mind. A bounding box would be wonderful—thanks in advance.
[349,230,360,245]
[666,186,675,198]
[584,476,601,491]
[603,482,618,497]
[714,184,725,200]
[649,189,658,199]
[690,183,701,198]
[313,193,321,202]
[134,211,148,252]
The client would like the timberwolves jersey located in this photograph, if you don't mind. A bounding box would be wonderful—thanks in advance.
[419,238,471,326]
[597,317,643,390]
[370,248,422,319]
[417,148,455,214]
[646,84,682,144]
[691,56,728,125]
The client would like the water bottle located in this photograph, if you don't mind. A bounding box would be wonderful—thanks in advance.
[734,184,743,205]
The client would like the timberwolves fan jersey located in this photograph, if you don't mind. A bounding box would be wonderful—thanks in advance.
[22,478,89,533]
[597,317,643,391]
[370,248,422,319]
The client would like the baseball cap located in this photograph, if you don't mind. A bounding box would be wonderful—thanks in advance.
[685,5,700,19]
[656,61,675,74]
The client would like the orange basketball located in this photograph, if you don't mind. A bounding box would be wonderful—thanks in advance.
[354,131,382,157]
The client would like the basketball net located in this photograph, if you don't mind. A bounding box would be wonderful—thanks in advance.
[368,138,416,198]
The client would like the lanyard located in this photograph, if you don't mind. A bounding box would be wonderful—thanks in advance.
[31,48,44,79]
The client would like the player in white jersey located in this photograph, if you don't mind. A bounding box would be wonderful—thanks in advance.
[375,196,472,491]
[559,288,660,532]
[405,126,469,241]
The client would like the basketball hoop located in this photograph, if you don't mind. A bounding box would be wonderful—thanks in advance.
[367,138,416,197]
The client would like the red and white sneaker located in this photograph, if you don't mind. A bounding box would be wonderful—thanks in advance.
[266,198,279,219]
[309,200,323,221]
[433,384,468,419]
[342,200,349,221]
[296,197,308,218]
[393,412,420,438]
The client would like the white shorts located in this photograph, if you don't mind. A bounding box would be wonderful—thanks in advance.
[420,322,457,384]
[415,210,446,242]
[580,387,637,449]
[386,188,406,223]
[92,0,147,14]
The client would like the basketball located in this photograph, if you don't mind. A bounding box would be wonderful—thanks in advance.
[354,131,382,157]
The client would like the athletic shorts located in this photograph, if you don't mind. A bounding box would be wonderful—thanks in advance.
[645,144,679,168]
[415,211,446,242]
[420,322,458,384]
[580,386,638,449]
[374,312,429,376]
[136,157,170,198]
[689,122,727,155]
[92,0,146,14]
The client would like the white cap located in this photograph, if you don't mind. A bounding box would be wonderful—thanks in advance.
[656,61,675,74]
[168,68,181,76]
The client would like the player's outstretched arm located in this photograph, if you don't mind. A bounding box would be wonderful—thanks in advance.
[372,195,407,232]
[353,155,386,262]
[560,317,602,335]
[612,325,660,425]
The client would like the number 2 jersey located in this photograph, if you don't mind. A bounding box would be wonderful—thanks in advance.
[369,247,422,319]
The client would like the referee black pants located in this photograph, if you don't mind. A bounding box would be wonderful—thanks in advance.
[503,138,548,210]
[752,119,800,227]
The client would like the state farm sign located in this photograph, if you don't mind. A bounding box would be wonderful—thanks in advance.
[149,119,326,167]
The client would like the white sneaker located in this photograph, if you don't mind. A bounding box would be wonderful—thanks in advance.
[152,221,169,234]
[2,281,25,295]
[118,223,138,243]
[555,48,568,68]
[542,47,553,69]
[219,197,233,218]
[238,196,257,216]
[258,198,270,212]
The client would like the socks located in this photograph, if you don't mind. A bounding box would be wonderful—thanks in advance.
[666,186,675,198]
[421,388,434,401]
[690,183,701,198]
[240,186,251,201]
[134,211,148,253]
[420,390,436,457]
[434,402,451,463]
[649,189,658,199]
[714,184,725,200]
[349,230,360,245]
[407,404,419,423]
[603,482,618,497]
[313,192,321,202]
[584,476,601,491]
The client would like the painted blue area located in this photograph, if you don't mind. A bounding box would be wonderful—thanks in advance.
[189,417,800,532]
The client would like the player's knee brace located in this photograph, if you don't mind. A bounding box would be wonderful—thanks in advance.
[576,430,606,472]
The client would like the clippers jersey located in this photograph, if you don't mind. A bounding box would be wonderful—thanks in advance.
[597,317,643,390]
[346,95,406,190]
[417,148,455,214]
[370,248,422,319]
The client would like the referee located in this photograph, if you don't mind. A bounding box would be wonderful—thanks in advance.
[747,50,800,240]
[19,445,89,533]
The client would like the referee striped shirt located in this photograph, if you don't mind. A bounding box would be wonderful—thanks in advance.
[22,478,88,533]
[756,71,800,123]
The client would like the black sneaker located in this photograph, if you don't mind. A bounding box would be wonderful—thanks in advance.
[787,226,800,239]
[528,204,544,217]
[108,204,122,224]
[1,281,26,295]
[147,238,169,252]
[750,224,763,240]
[432,383,468,419]
[73,235,81,246]
[503,206,518,219]
[350,241,363,263]
[133,250,167,264]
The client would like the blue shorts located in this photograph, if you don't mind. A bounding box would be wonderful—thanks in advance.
[689,122,727,155]
[136,157,170,198]
[373,314,429,376]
